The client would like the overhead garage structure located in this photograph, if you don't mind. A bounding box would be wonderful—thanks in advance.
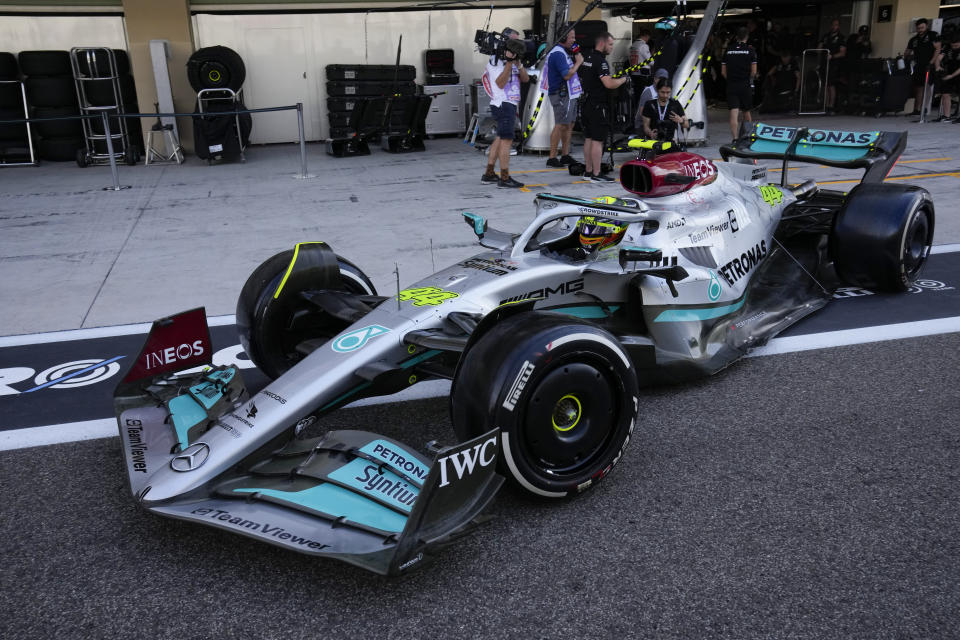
[0,0,952,146]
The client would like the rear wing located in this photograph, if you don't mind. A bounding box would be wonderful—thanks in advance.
[720,122,906,185]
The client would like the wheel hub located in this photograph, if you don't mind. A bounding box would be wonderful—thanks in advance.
[552,394,582,432]
[523,362,616,474]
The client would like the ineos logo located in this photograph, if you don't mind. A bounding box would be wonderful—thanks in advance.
[145,340,205,370]
[171,443,210,472]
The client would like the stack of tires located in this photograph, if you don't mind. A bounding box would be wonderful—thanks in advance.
[74,48,143,163]
[188,46,251,161]
[18,50,83,162]
[0,52,31,161]
[325,64,417,139]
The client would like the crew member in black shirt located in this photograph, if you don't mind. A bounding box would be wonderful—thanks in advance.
[906,18,942,115]
[722,27,757,140]
[579,31,627,182]
[819,19,846,112]
[934,34,960,121]
[641,79,688,141]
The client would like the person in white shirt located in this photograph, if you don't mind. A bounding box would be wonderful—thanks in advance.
[480,29,529,188]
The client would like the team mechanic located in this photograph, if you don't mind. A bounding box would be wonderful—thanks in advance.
[481,29,529,189]
[935,34,960,122]
[906,18,942,115]
[722,27,757,141]
[544,26,583,168]
[579,31,627,183]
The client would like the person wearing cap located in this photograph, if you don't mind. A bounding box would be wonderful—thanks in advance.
[847,25,873,61]
[480,29,529,188]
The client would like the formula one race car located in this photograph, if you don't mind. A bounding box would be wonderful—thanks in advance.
[115,122,934,574]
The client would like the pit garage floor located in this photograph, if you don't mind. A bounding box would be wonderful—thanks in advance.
[1,110,959,640]
[1,110,959,336]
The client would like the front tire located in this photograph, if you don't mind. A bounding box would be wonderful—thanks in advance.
[237,247,376,379]
[451,312,639,498]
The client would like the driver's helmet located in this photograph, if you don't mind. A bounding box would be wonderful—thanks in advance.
[577,197,629,250]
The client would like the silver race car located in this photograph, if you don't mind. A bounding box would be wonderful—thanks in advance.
[114,123,934,574]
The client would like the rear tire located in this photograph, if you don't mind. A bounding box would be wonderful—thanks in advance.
[831,183,935,292]
[451,312,639,498]
[237,248,377,379]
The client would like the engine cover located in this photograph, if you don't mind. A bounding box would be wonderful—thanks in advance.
[619,152,718,198]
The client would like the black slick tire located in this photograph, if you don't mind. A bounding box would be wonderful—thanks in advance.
[451,312,639,498]
[25,77,77,108]
[32,106,82,138]
[0,52,18,80]
[36,136,82,161]
[237,247,377,379]
[18,50,71,77]
[187,46,246,92]
[831,183,935,292]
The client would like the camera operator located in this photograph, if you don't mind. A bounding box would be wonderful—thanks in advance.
[580,32,627,182]
[544,27,583,168]
[480,29,529,188]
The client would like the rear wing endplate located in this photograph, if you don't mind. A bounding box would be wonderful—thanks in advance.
[720,122,906,185]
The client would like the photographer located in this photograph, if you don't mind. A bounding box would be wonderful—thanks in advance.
[640,79,689,141]
[580,32,628,182]
[480,29,529,188]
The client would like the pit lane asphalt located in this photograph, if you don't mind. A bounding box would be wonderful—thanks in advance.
[1,332,957,640]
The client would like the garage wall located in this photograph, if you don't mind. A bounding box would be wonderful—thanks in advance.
[193,8,532,143]
[0,15,127,53]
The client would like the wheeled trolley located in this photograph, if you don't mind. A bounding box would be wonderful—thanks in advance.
[195,87,249,163]
[70,47,139,167]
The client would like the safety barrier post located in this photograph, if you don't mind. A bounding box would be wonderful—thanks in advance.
[295,102,311,179]
[101,112,129,191]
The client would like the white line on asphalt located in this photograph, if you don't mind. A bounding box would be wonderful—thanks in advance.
[1,243,958,349]
[2,316,959,452]
[0,314,237,348]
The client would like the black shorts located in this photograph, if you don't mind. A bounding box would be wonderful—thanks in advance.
[726,81,753,110]
[580,101,609,141]
[490,102,517,140]
[913,66,934,88]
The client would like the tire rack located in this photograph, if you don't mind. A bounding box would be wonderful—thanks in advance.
[0,80,36,166]
[197,87,247,163]
[70,47,139,167]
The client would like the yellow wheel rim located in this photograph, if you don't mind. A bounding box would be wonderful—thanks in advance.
[552,394,582,432]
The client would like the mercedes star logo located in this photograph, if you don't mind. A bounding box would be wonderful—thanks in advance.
[171,443,210,472]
